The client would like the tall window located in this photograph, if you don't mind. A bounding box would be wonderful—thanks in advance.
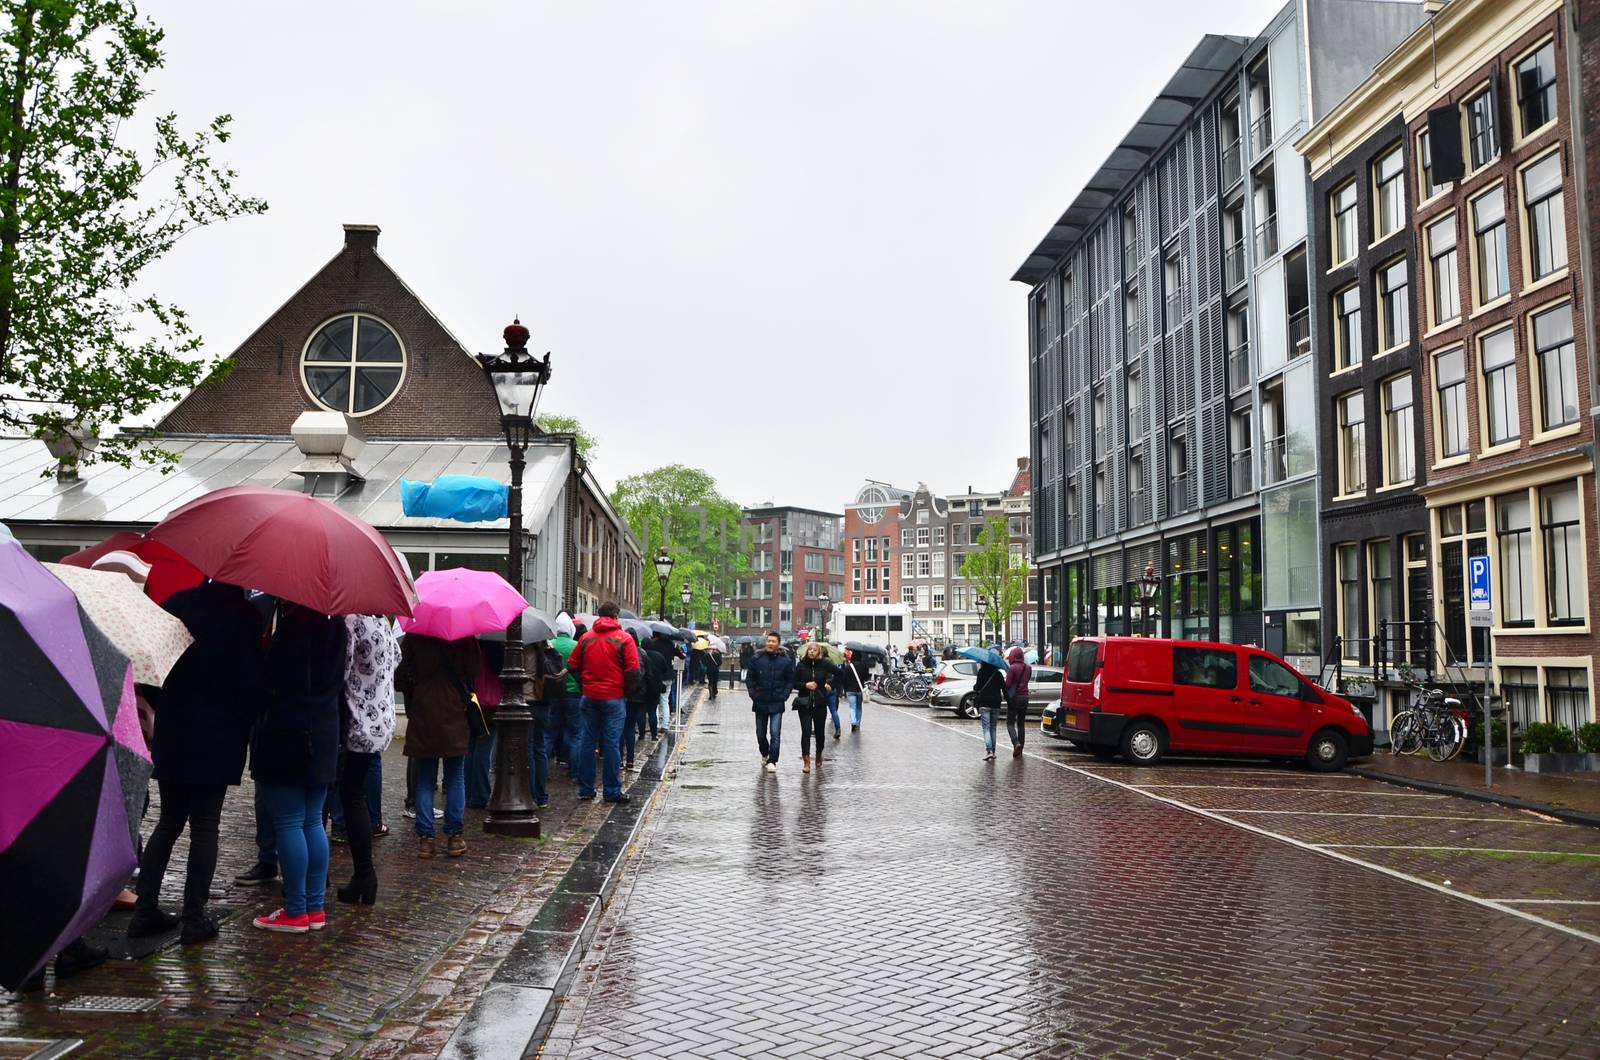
[1533,302,1578,432]
[1471,187,1509,305]
[1435,348,1469,458]
[1373,148,1404,239]
[1466,87,1498,170]
[918,552,931,577]
[1516,42,1557,137]
[932,551,946,578]
[1378,259,1410,351]
[1481,329,1519,446]
[1417,129,1445,199]
[1331,181,1358,264]
[1369,539,1395,640]
[901,553,914,578]
[1338,391,1366,495]
[1334,285,1363,369]
[1546,669,1591,731]
[1337,544,1361,656]
[1382,375,1415,485]
[1496,493,1534,626]
[1542,482,1582,624]
[1427,214,1460,326]
[1522,152,1567,280]
[916,526,930,546]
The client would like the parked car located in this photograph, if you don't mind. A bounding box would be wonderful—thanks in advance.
[930,660,1062,719]
[1050,636,1373,771]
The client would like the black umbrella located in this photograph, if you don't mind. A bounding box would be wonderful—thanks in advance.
[843,641,887,658]
[648,620,688,641]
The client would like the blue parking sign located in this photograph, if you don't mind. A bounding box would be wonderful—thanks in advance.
[1468,555,1491,610]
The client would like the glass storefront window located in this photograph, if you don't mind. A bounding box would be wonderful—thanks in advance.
[1263,480,1319,610]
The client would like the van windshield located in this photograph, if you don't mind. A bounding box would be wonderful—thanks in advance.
[1066,641,1098,683]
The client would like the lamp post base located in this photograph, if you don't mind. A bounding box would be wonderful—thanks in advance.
[483,813,541,837]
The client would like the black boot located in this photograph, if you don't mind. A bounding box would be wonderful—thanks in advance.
[336,873,378,905]
[126,907,179,939]
[54,939,108,979]
[180,915,219,945]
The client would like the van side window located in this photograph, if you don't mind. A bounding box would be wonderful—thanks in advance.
[1066,642,1099,683]
[1172,647,1238,689]
[1248,656,1304,698]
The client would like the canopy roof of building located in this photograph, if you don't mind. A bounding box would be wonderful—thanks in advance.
[1010,33,1249,286]
[0,434,571,536]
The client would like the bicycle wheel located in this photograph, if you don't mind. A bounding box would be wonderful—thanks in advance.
[1427,716,1467,762]
[1389,711,1423,754]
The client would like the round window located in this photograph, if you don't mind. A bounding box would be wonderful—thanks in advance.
[301,314,406,416]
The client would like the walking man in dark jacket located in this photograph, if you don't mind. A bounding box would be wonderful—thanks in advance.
[1004,646,1033,758]
[745,631,795,773]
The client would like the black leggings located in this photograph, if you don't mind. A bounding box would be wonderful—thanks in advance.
[136,780,226,920]
[799,705,829,757]
[1006,699,1027,749]
[339,751,379,882]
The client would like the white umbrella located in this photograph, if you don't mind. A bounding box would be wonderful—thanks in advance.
[44,563,194,686]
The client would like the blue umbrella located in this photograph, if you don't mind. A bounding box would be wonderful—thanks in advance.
[960,645,1006,669]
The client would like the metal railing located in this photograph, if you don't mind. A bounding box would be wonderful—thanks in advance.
[1164,290,1185,329]
[1123,239,1139,279]
[1125,319,1139,354]
[1168,470,1191,511]
[1250,108,1273,154]
[1255,215,1279,260]
[1223,240,1246,289]
[1227,343,1251,392]
[1288,307,1310,350]
[1221,140,1242,187]
[1261,435,1287,485]
[1230,451,1254,497]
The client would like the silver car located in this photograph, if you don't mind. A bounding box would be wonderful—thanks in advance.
[929,660,1062,718]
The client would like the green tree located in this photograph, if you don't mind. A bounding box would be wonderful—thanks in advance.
[611,464,749,623]
[536,413,597,462]
[960,515,1030,643]
[0,0,266,470]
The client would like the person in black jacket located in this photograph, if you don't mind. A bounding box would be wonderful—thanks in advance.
[792,643,839,774]
[625,632,670,770]
[837,648,870,733]
[250,604,347,935]
[974,657,1008,762]
[745,632,795,772]
[129,581,266,945]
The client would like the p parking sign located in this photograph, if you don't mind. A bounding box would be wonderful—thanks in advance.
[1468,555,1491,612]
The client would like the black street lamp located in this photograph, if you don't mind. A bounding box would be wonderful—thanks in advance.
[476,317,551,838]
[976,593,989,645]
[653,546,674,620]
[680,580,692,625]
[1139,563,1160,638]
[710,590,722,630]
[818,592,830,640]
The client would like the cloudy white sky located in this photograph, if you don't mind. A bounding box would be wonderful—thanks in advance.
[140,0,1287,512]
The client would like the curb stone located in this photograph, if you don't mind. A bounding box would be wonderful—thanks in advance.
[1350,765,1600,829]
[438,691,703,1060]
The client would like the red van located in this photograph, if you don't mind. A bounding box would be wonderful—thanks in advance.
[1053,636,1372,771]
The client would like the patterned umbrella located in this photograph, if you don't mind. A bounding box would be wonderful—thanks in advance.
[0,539,150,990]
[45,563,194,686]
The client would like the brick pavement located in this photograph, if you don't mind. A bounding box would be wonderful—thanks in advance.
[547,691,1600,1058]
[0,729,667,1059]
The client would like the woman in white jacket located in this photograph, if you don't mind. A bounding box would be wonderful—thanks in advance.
[336,614,400,905]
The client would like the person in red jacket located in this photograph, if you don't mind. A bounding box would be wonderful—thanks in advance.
[567,602,642,803]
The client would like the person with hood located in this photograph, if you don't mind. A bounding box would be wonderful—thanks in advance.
[395,632,482,859]
[1004,646,1033,758]
[567,602,641,803]
[792,643,838,773]
[549,613,581,770]
[645,632,678,736]
[706,644,723,700]
[129,580,266,945]
[625,632,670,770]
[529,638,565,807]
[745,631,795,773]
[974,653,1009,762]
[837,647,869,733]
[333,613,400,905]
[738,640,755,685]
[251,604,347,934]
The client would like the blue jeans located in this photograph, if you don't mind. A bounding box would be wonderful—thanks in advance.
[414,756,465,837]
[980,706,1000,755]
[826,689,841,734]
[528,706,550,806]
[259,783,328,916]
[577,698,627,800]
[329,753,383,830]
[846,691,863,728]
[465,725,495,808]
[755,710,784,763]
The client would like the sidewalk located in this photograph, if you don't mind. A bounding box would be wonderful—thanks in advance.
[1354,752,1600,825]
[0,708,688,1060]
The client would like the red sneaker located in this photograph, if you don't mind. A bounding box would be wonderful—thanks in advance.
[308,912,327,932]
[252,909,310,934]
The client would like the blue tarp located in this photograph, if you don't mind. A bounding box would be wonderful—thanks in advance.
[400,475,510,523]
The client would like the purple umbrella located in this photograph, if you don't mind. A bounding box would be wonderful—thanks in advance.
[0,538,149,991]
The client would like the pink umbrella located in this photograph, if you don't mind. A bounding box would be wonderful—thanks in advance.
[398,569,528,641]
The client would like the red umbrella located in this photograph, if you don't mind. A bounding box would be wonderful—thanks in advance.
[60,533,204,604]
[147,486,417,617]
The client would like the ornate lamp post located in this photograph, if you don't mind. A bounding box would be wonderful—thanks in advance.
[710,591,722,630]
[976,593,989,645]
[818,592,830,640]
[1139,563,1160,638]
[476,318,551,837]
[653,546,674,620]
[679,581,692,626]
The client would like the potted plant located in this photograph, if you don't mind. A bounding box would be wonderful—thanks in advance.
[1472,717,1509,766]
[1578,722,1600,771]
[1518,722,1587,774]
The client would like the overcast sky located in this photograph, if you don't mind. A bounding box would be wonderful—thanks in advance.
[140,0,1287,512]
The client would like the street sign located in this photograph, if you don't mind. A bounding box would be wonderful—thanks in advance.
[1468,556,1491,612]
[1469,611,1493,627]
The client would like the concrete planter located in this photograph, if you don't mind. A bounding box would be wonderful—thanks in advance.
[1475,747,1510,767]
[1520,752,1599,774]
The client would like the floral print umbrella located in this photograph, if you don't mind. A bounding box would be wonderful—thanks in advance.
[45,564,194,687]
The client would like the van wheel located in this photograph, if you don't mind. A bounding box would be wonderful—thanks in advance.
[1120,721,1166,765]
[958,694,978,719]
[1306,729,1348,772]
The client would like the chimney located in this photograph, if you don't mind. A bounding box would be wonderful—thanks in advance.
[1017,457,1029,470]
[290,411,366,497]
[343,223,380,252]
[1422,0,1446,14]
[43,423,99,482]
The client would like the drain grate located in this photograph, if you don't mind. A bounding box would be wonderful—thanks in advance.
[0,1038,85,1060]
[57,995,161,1014]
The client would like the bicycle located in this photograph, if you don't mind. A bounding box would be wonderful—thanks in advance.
[1389,687,1468,762]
